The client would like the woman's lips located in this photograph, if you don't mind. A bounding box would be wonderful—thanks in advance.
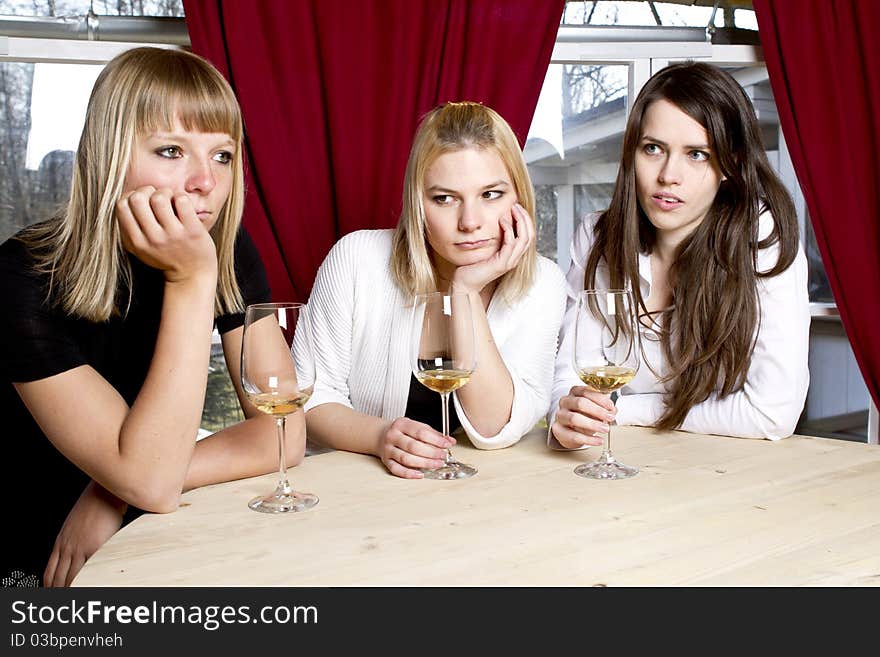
[650,193,683,210]
[455,238,494,250]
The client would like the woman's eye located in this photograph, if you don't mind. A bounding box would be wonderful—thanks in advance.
[213,151,233,165]
[689,150,710,162]
[432,195,454,205]
[642,143,661,155]
[482,190,504,200]
[155,146,182,158]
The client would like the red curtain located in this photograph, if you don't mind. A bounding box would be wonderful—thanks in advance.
[183,0,564,301]
[754,0,880,412]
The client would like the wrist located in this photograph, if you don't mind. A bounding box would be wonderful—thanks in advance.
[163,269,218,302]
[448,279,481,297]
[86,481,129,514]
[371,420,392,458]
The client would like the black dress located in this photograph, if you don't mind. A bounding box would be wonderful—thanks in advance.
[0,226,270,587]
[404,373,462,435]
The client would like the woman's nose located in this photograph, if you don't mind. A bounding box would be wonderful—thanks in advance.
[458,202,483,231]
[185,158,216,194]
[657,155,682,185]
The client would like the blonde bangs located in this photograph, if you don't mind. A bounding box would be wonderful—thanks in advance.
[135,60,242,142]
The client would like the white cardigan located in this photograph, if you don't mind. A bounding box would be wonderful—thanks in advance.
[305,229,567,449]
[549,212,810,447]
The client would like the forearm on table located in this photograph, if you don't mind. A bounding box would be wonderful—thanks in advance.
[305,403,388,457]
[616,386,801,439]
[184,412,303,491]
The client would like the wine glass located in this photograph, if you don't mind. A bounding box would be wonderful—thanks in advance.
[572,289,640,480]
[410,292,478,480]
[240,302,318,513]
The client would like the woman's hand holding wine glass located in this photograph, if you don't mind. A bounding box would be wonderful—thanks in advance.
[410,292,478,480]
[567,289,641,480]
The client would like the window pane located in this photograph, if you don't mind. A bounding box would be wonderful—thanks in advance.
[201,338,245,435]
[560,1,723,27]
[0,61,101,242]
[0,1,184,17]
[525,63,628,267]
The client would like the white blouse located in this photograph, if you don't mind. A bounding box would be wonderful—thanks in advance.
[305,229,567,449]
[549,212,810,448]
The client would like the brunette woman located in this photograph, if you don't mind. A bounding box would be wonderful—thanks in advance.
[550,62,809,449]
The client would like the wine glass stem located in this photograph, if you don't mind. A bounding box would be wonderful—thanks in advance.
[440,391,453,465]
[275,416,291,493]
[600,391,618,465]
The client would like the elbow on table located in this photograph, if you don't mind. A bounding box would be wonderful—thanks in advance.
[121,481,183,514]
[748,380,808,441]
[128,490,182,513]
[285,438,306,467]
[468,431,522,450]
[746,406,800,441]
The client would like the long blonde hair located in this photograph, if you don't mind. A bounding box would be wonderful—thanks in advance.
[20,46,245,321]
[391,101,536,301]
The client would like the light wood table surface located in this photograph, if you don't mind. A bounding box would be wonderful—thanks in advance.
[73,426,880,586]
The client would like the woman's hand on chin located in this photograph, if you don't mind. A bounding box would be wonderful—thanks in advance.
[450,203,535,295]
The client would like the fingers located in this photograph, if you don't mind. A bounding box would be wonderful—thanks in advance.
[511,202,536,247]
[570,386,616,413]
[560,391,616,426]
[381,418,455,478]
[497,203,534,270]
[50,552,71,588]
[115,185,216,280]
[66,553,87,587]
[43,549,59,588]
[117,186,181,256]
[551,390,618,448]
[551,421,601,449]
[116,185,155,254]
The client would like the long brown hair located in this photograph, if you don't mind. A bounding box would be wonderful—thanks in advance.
[584,61,799,430]
[20,47,245,321]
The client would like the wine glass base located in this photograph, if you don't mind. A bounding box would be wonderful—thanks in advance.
[422,460,478,480]
[248,491,319,513]
[574,460,638,480]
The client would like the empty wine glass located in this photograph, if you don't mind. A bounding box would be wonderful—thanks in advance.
[572,289,640,480]
[241,302,318,512]
[410,292,477,479]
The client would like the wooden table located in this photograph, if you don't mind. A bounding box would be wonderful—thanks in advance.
[73,427,880,586]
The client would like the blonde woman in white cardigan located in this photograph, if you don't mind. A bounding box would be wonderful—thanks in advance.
[305,102,566,478]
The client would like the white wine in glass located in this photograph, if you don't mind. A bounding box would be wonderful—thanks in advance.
[410,292,477,479]
[241,302,318,513]
[573,289,640,480]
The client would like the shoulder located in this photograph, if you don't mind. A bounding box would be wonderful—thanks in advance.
[0,232,35,268]
[232,226,265,277]
[574,211,602,249]
[229,226,271,306]
[0,235,46,305]
[313,229,394,293]
[534,254,567,292]
[756,210,776,242]
[755,210,804,274]
[327,229,394,260]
